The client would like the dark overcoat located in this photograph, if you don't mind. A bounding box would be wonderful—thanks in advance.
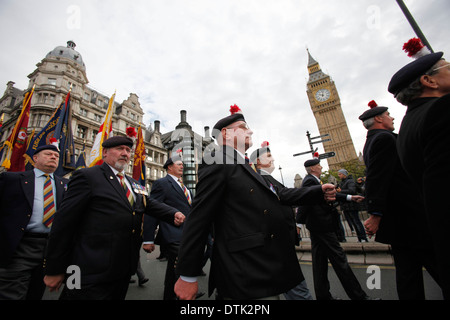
[176,146,324,299]
[396,93,450,298]
[363,129,429,245]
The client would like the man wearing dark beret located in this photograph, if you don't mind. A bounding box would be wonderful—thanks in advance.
[360,100,440,299]
[389,38,450,299]
[0,145,66,299]
[43,136,185,299]
[297,157,373,300]
[175,105,337,300]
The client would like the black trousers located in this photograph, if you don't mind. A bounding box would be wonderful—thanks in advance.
[161,242,180,300]
[391,243,441,300]
[59,276,131,300]
[0,234,47,300]
[310,231,367,300]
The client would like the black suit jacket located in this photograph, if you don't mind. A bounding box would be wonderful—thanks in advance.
[261,173,299,246]
[176,146,325,299]
[44,162,179,285]
[298,174,342,233]
[397,94,450,297]
[0,170,66,267]
[143,175,192,245]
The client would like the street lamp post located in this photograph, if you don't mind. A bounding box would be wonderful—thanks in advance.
[396,0,434,52]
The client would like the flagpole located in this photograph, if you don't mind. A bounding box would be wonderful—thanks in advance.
[396,0,434,52]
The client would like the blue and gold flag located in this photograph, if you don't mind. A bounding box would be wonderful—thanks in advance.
[75,142,86,170]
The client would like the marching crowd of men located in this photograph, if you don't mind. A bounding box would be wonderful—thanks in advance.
[0,39,449,300]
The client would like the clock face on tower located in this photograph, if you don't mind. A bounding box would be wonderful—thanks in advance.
[315,89,330,102]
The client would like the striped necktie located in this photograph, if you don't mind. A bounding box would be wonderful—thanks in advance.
[43,174,56,228]
[117,173,134,207]
[178,178,192,205]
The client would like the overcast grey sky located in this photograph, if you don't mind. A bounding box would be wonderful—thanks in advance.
[1,0,449,186]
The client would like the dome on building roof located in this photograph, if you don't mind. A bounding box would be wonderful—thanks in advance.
[46,40,85,69]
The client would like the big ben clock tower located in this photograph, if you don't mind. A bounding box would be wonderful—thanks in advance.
[305,49,358,171]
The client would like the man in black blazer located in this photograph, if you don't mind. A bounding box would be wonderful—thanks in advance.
[0,144,66,300]
[359,101,440,299]
[298,158,372,300]
[43,136,185,300]
[174,105,337,300]
[143,155,192,300]
[388,48,450,298]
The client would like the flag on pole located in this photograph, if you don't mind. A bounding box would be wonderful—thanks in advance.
[88,92,115,167]
[53,90,76,176]
[1,85,35,171]
[24,100,64,169]
[132,126,146,186]
[23,89,76,176]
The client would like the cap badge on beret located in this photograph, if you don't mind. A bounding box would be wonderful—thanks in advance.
[358,100,388,121]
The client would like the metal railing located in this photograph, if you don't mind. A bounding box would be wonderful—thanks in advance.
[299,208,370,241]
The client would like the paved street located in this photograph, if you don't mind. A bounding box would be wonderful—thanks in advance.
[43,244,443,301]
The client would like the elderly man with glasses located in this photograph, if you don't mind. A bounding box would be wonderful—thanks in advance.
[388,38,450,300]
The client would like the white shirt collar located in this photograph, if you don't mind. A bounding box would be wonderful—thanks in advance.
[34,168,54,179]
[168,173,181,182]
[107,163,125,177]
[234,149,246,160]
[311,174,321,183]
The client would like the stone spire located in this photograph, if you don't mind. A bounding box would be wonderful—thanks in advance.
[307,48,318,67]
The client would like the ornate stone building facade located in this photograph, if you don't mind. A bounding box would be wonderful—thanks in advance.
[0,41,167,188]
[161,110,213,196]
[305,49,358,171]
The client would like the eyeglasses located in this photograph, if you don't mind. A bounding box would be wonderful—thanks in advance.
[226,123,250,130]
[431,63,450,73]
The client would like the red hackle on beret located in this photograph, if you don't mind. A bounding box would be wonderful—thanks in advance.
[126,127,137,138]
[368,100,378,109]
[230,104,242,115]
